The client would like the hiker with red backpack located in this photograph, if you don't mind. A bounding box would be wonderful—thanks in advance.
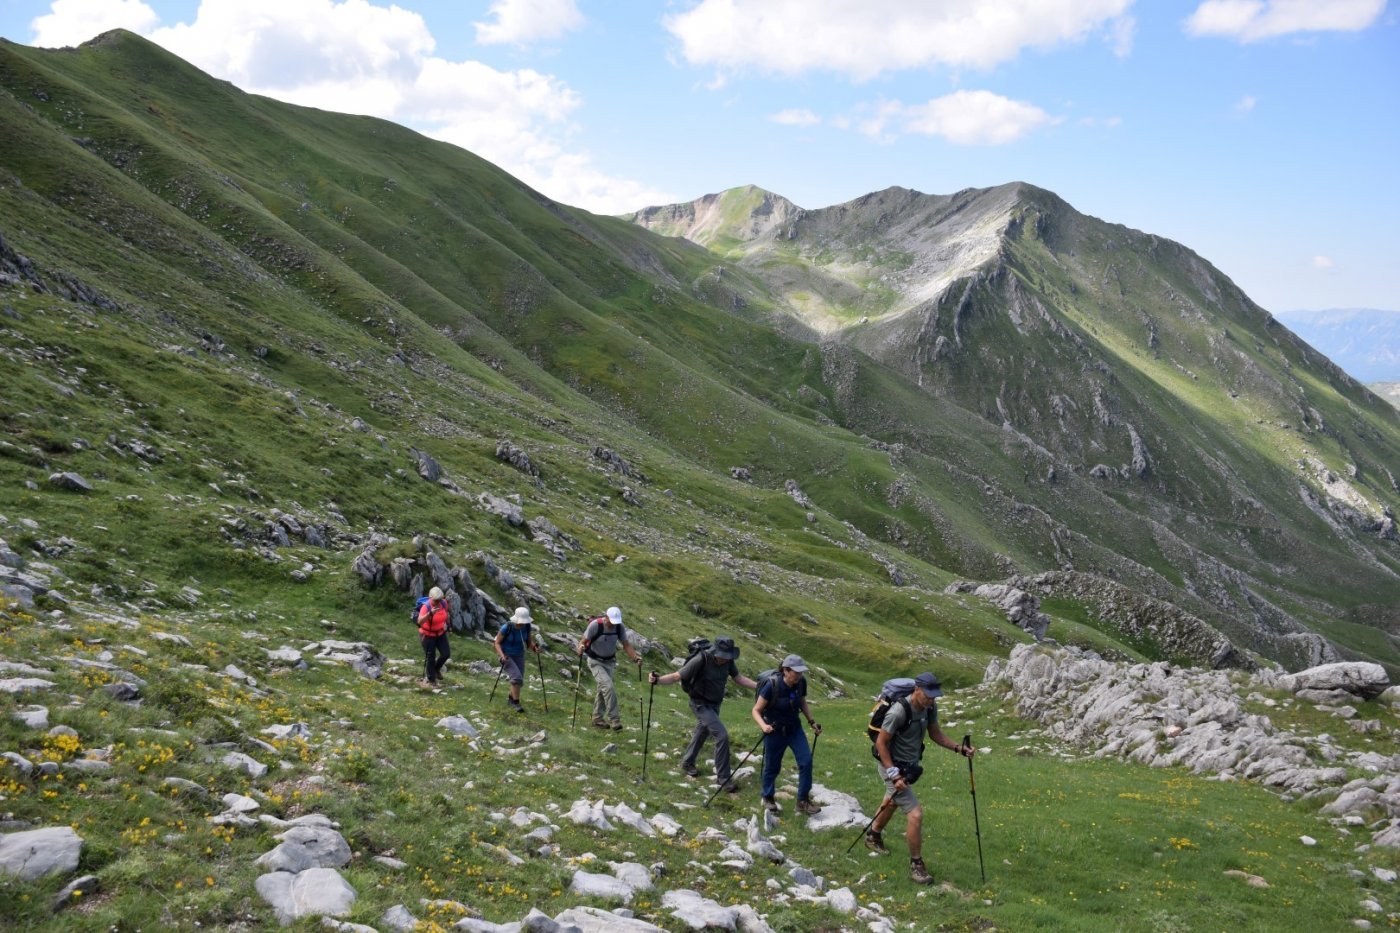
[864,671,975,885]
[416,586,451,688]
[494,607,540,712]
[751,654,823,815]
[649,636,757,794]
[578,606,642,730]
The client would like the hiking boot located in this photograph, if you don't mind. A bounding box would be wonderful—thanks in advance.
[910,857,935,885]
[721,781,739,795]
[795,798,823,815]
[682,763,700,778]
[609,721,624,731]
[591,717,608,729]
[761,796,780,813]
[508,699,524,712]
[864,831,889,855]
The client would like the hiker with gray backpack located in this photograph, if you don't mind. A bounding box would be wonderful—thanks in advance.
[751,654,823,815]
[863,672,975,885]
[577,606,642,730]
[649,636,757,794]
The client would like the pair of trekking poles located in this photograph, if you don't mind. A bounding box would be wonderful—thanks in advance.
[488,649,549,713]
[845,734,986,883]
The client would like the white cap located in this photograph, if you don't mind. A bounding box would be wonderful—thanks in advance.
[606,606,622,625]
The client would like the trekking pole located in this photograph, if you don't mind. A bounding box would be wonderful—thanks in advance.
[489,660,505,701]
[570,660,584,732]
[703,732,765,809]
[535,648,549,714]
[846,796,895,854]
[964,733,986,883]
[639,677,656,783]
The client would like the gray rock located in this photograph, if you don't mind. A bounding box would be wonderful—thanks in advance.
[827,887,857,914]
[381,904,419,932]
[48,472,93,492]
[569,869,634,903]
[373,855,408,870]
[0,677,55,695]
[222,793,260,813]
[478,494,524,527]
[64,759,111,774]
[103,682,141,701]
[436,715,480,738]
[255,867,356,926]
[221,752,268,778]
[552,906,666,933]
[51,873,99,911]
[520,908,560,932]
[2,751,35,776]
[1279,662,1390,701]
[12,705,49,729]
[257,826,353,872]
[0,826,83,881]
[662,889,740,929]
[163,777,209,797]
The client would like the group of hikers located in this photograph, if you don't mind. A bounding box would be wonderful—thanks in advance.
[415,592,978,885]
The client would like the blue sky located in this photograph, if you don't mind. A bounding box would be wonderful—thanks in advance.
[1,0,1396,313]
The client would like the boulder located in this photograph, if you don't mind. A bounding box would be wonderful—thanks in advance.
[662,889,740,929]
[256,825,352,872]
[0,678,55,695]
[221,752,268,778]
[552,906,666,933]
[11,705,49,730]
[48,472,93,492]
[0,826,83,881]
[1279,662,1389,700]
[381,904,418,932]
[254,866,356,926]
[569,869,635,903]
[51,873,100,911]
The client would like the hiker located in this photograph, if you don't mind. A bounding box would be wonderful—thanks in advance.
[577,606,642,730]
[649,636,757,793]
[751,654,823,815]
[417,586,451,687]
[494,606,540,712]
[866,671,975,885]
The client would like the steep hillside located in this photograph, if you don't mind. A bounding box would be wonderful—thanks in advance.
[631,185,1400,670]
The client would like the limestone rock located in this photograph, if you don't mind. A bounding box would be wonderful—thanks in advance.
[1279,662,1389,701]
[552,906,667,932]
[221,751,268,778]
[436,715,480,738]
[255,866,356,926]
[0,826,83,881]
[569,869,635,903]
[48,472,93,492]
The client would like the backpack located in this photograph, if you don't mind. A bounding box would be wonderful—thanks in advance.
[410,595,431,625]
[677,637,711,697]
[583,616,626,660]
[866,678,923,759]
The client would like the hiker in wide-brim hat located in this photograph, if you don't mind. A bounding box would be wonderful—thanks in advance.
[752,654,823,815]
[494,607,539,713]
[650,635,756,793]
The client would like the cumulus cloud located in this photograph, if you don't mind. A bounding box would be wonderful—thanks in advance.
[770,108,821,127]
[31,0,159,47]
[665,0,1134,79]
[859,91,1053,145]
[1185,0,1385,42]
[1312,255,1336,269]
[1235,94,1257,112]
[474,0,585,46]
[25,0,658,214]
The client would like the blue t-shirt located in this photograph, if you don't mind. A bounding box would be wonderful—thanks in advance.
[498,623,532,657]
[758,675,806,728]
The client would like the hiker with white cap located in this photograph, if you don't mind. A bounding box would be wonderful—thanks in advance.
[751,654,823,815]
[578,606,642,730]
[494,606,540,712]
[864,671,975,885]
[650,636,757,794]
[417,586,451,688]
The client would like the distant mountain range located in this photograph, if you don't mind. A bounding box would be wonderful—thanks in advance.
[1273,308,1400,383]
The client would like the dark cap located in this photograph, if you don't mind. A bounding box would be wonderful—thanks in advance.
[914,672,943,698]
[711,636,739,661]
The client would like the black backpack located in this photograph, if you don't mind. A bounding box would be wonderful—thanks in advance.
[677,637,711,697]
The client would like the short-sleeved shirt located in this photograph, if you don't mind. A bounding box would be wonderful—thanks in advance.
[880,698,934,764]
[758,676,806,728]
[583,620,626,660]
[497,623,532,657]
[680,652,738,705]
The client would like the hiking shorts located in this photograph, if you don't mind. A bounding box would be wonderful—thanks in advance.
[501,654,525,685]
[880,771,920,813]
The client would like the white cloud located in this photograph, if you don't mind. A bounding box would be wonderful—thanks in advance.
[1235,94,1257,112]
[1185,0,1385,42]
[1312,255,1336,269]
[665,0,1134,79]
[25,0,655,214]
[859,91,1053,145]
[474,0,584,46]
[770,108,821,127]
[31,0,159,47]
[1108,15,1136,57]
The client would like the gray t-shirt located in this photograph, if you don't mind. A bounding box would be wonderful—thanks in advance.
[880,698,934,764]
[584,620,626,659]
[680,652,739,705]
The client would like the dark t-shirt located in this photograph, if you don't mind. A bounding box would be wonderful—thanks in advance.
[758,676,807,728]
[680,652,738,705]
